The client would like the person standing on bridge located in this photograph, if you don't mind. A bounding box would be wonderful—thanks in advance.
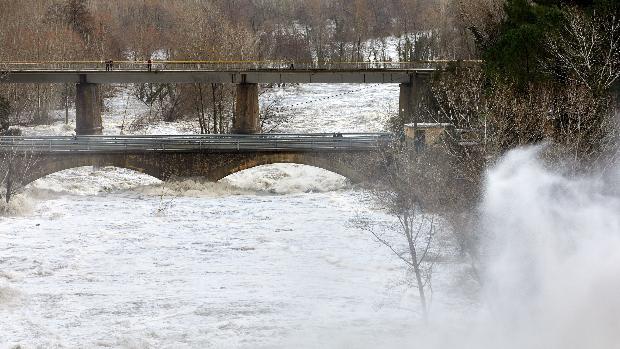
[147,59,152,72]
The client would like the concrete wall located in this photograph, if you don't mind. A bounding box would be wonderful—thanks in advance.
[75,83,103,135]
[404,123,456,150]
[233,83,260,134]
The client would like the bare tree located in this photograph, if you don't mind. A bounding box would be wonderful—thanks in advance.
[427,66,487,275]
[0,145,39,205]
[547,7,620,96]
[454,0,504,48]
[194,83,208,134]
[543,7,620,169]
[259,88,288,132]
[353,145,456,321]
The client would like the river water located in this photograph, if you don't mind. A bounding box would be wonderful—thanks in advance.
[0,84,470,348]
[3,84,619,348]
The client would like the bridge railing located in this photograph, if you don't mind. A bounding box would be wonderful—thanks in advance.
[0,134,393,153]
[0,60,482,72]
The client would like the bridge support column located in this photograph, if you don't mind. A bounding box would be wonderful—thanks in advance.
[233,83,260,134]
[75,82,103,135]
[399,74,431,125]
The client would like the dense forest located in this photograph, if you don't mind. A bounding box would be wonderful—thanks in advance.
[0,0,476,63]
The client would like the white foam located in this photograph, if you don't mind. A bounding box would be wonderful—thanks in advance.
[0,281,22,308]
[0,194,32,216]
[222,163,350,194]
[28,166,160,197]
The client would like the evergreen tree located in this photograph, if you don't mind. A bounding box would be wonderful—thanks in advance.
[481,0,564,87]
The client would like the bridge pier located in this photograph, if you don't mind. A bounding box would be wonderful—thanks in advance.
[75,82,103,135]
[399,74,431,125]
[233,83,260,134]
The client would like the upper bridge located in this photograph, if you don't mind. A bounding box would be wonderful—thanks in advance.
[1,134,391,186]
[0,61,476,135]
[0,61,437,84]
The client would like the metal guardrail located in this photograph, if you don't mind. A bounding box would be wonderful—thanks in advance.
[0,60,482,72]
[0,134,393,153]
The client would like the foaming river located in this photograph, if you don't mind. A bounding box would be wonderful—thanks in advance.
[1,165,445,348]
[2,84,425,348]
[3,83,619,348]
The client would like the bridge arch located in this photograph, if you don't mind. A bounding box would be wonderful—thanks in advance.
[23,154,167,186]
[19,151,376,188]
[27,166,162,191]
[207,153,368,183]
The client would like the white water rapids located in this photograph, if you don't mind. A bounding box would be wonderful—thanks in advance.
[2,85,438,348]
[0,167,428,348]
[1,85,619,348]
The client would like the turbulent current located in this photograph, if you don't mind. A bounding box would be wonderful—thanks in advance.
[2,85,433,348]
[0,165,428,348]
[1,85,620,348]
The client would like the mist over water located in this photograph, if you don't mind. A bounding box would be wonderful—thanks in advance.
[438,146,620,348]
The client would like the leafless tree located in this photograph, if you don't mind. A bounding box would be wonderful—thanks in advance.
[430,61,616,171]
[0,145,39,205]
[427,66,487,275]
[259,88,288,132]
[543,7,620,170]
[353,144,456,321]
[454,0,504,47]
[547,7,620,96]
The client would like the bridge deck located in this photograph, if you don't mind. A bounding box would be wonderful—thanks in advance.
[0,70,433,84]
[0,61,464,84]
[0,60,485,84]
[0,134,391,153]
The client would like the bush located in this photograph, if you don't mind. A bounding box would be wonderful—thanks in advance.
[3,128,22,136]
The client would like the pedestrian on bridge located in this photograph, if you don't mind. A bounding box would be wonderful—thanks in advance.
[105,60,114,71]
[147,59,152,72]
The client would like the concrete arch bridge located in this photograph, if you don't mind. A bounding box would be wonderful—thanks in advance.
[1,134,392,186]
